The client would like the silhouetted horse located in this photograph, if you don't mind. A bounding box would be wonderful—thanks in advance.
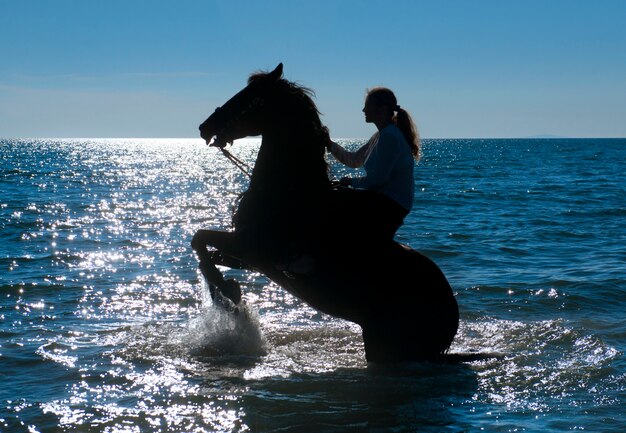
[193,64,458,362]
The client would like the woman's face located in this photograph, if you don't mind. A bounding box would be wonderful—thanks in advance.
[362,97,387,124]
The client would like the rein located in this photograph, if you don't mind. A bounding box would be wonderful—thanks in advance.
[218,146,252,178]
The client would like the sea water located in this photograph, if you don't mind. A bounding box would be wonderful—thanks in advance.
[1,138,624,432]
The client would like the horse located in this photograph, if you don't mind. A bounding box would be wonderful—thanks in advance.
[192,63,459,362]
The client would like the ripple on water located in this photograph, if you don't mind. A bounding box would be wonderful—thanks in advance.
[453,317,623,415]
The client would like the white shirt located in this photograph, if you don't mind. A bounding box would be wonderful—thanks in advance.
[330,124,415,210]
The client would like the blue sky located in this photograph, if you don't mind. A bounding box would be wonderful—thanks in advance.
[1,0,625,138]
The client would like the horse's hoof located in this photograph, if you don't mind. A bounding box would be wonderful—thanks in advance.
[220,279,242,305]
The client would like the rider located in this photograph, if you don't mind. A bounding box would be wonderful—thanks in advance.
[327,87,420,242]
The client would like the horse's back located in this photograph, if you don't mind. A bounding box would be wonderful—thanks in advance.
[329,241,456,308]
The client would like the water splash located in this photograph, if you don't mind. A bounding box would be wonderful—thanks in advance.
[180,300,267,358]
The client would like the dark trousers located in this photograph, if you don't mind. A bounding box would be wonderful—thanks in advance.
[329,188,409,245]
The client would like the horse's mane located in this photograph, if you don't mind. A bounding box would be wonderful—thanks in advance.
[248,70,330,176]
[249,71,329,145]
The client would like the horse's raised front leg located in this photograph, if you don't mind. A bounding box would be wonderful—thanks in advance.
[191,229,249,307]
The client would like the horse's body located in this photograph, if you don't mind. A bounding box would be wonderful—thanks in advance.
[193,64,458,362]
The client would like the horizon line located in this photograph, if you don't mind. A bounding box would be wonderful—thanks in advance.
[2,136,626,141]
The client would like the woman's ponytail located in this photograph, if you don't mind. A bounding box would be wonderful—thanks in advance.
[394,107,420,161]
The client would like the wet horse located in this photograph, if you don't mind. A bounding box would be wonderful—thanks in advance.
[192,64,458,362]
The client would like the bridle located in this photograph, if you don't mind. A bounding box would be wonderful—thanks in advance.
[211,96,266,179]
[218,146,252,178]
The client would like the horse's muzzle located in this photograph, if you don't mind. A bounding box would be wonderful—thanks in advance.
[200,130,229,147]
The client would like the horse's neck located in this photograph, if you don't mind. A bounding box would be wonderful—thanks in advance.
[234,131,328,230]
[249,132,328,193]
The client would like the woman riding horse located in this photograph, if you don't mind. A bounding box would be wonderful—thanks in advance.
[193,63,458,362]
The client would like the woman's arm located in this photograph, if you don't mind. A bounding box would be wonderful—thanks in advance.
[328,136,376,168]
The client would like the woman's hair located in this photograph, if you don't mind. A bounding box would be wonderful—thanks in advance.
[366,87,420,160]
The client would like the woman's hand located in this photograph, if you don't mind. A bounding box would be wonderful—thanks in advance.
[326,139,336,152]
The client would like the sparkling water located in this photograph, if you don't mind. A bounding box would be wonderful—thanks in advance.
[1,138,624,432]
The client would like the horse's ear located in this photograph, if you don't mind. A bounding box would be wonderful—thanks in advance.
[268,63,283,81]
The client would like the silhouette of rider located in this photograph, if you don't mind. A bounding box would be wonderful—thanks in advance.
[327,87,420,242]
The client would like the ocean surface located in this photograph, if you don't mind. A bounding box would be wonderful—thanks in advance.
[1,137,624,432]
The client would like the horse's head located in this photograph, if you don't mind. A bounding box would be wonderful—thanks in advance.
[199,63,284,147]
